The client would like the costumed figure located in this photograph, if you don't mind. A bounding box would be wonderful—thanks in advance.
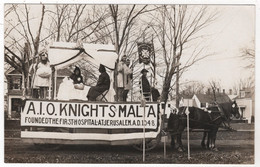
[151,87,160,102]
[122,58,133,101]
[87,64,110,101]
[70,66,84,90]
[116,55,127,101]
[140,69,151,101]
[32,52,51,99]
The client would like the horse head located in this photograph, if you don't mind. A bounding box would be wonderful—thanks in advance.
[231,100,240,119]
[215,101,240,121]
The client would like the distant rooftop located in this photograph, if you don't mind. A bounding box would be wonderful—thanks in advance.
[194,93,231,104]
[6,68,72,77]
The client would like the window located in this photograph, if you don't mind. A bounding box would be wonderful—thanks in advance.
[240,91,245,98]
[13,78,21,90]
[9,76,22,90]
[201,103,206,108]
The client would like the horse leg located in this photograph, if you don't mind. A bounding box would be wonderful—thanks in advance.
[207,131,211,149]
[171,133,182,151]
[175,124,186,152]
[208,130,218,150]
[201,131,207,149]
[170,134,176,149]
[211,129,219,151]
[179,132,186,152]
[176,132,185,152]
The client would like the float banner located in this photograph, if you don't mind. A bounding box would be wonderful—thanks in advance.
[21,100,158,129]
[137,43,153,64]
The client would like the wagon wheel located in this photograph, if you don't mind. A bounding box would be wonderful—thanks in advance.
[33,127,64,150]
[34,143,62,151]
[132,133,161,151]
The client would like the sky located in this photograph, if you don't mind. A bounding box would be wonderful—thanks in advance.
[180,5,255,90]
[1,3,257,92]
[0,0,260,166]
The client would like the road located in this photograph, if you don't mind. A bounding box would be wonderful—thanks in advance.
[4,135,254,164]
[4,121,254,164]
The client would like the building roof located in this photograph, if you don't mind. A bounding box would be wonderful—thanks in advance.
[228,94,239,100]
[180,94,193,99]
[235,87,254,99]
[5,68,22,75]
[195,93,231,104]
[6,68,72,77]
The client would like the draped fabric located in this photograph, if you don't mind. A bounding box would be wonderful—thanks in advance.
[48,42,118,70]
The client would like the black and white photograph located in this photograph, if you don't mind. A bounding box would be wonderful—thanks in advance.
[1,0,258,165]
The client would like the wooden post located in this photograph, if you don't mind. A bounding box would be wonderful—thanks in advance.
[140,78,146,162]
[48,70,52,100]
[22,72,25,98]
[143,103,146,162]
[186,100,191,160]
[164,134,166,158]
[54,68,57,100]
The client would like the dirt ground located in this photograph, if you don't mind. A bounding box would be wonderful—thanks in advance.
[4,121,255,164]
[4,135,254,164]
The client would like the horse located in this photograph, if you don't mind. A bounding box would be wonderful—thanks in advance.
[167,101,240,152]
[201,101,240,150]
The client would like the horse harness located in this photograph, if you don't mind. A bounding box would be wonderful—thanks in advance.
[178,106,231,130]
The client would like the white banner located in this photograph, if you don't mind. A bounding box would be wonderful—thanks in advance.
[21,100,159,129]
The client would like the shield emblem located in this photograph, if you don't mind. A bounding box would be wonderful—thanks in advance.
[137,43,153,64]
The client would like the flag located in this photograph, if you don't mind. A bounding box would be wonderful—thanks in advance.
[185,107,190,115]
[137,43,153,64]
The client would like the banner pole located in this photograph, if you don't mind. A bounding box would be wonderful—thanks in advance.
[143,104,146,162]
[163,103,166,159]
[187,100,190,160]
[164,133,166,158]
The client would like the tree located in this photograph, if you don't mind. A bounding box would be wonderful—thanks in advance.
[150,5,217,105]
[47,5,107,43]
[232,77,254,96]
[240,42,255,70]
[4,4,46,95]
[180,81,205,96]
[208,79,221,101]
[235,40,255,97]
[108,5,149,55]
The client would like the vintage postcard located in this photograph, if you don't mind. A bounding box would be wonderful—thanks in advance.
[2,0,258,166]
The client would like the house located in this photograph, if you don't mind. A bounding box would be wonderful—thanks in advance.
[227,89,239,101]
[179,94,194,107]
[192,90,231,109]
[5,68,23,119]
[5,68,72,119]
[235,88,254,124]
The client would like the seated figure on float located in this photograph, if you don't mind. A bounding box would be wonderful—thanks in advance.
[57,66,90,100]
[87,64,110,101]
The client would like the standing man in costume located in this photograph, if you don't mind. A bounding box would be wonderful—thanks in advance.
[116,55,127,101]
[122,58,133,101]
[30,51,51,99]
[140,69,151,101]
